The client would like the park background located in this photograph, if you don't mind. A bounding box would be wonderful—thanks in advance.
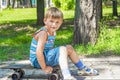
[0,0,120,61]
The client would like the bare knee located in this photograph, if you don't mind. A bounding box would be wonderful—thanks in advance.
[66,45,74,55]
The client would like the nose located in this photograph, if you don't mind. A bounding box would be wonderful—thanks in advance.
[52,22,56,26]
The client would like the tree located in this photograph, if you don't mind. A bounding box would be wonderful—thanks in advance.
[7,0,11,8]
[74,0,102,45]
[97,0,102,19]
[12,0,16,8]
[112,0,118,17]
[30,0,33,8]
[36,0,44,26]
[26,0,30,7]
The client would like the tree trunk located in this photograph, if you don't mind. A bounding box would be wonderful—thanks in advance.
[23,0,27,7]
[36,0,44,26]
[12,0,16,8]
[97,0,102,20]
[7,0,11,8]
[30,0,33,8]
[26,0,30,8]
[112,0,118,17]
[74,0,101,45]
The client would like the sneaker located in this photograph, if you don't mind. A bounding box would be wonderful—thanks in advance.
[78,66,99,76]
[64,76,76,80]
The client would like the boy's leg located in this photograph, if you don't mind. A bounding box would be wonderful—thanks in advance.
[59,46,76,80]
[66,45,99,76]
[66,45,85,69]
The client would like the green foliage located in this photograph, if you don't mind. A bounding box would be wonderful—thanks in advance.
[74,6,120,56]
[52,0,75,10]
[0,7,120,61]
[0,8,75,61]
[75,16,120,56]
[60,0,75,10]
[52,0,61,8]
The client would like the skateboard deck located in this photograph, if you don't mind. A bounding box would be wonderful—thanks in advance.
[0,60,63,80]
[0,60,33,69]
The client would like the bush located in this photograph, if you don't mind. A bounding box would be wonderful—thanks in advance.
[52,0,61,8]
[61,0,75,10]
[52,0,75,10]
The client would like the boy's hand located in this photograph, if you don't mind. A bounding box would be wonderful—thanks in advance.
[43,66,53,74]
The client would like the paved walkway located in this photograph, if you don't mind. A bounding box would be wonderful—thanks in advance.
[0,56,120,80]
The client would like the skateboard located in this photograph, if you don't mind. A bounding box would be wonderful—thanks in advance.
[0,61,63,80]
[48,65,63,80]
[0,61,97,80]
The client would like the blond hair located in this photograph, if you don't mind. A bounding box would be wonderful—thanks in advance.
[45,7,63,19]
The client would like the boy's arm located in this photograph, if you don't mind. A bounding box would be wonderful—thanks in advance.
[36,31,53,73]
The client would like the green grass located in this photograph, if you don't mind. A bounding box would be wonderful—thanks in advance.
[75,26,120,56]
[103,6,120,16]
[0,8,36,24]
[75,6,120,56]
[0,7,120,61]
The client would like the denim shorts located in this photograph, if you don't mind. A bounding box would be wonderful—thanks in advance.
[32,47,60,68]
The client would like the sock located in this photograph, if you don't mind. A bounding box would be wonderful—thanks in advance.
[75,60,85,70]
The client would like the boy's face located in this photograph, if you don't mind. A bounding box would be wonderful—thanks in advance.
[44,17,63,32]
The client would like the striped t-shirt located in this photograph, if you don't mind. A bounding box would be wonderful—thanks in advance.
[29,27,56,63]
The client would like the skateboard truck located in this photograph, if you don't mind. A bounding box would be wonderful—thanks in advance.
[48,65,63,80]
[11,68,25,80]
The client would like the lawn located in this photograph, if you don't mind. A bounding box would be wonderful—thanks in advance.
[0,7,120,61]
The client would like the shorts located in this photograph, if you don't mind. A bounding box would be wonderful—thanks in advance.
[32,47,60,68]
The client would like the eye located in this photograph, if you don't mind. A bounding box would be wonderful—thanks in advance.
[56,21,59,24]
[50,20,54,23]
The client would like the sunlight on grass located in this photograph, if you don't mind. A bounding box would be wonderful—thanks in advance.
[0,7,120,61]
[74,6,120,55]
[103,6,120,16]
[0,8,36,24]
[75,25,120,55]
[55,27,73,46]
[63,10,74,19]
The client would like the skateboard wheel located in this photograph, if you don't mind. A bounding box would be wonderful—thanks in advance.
[19,69,25,78]
[12,72,20,80]
[48,73,59,80]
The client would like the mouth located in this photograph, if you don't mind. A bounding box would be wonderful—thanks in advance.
[50,27,56,29]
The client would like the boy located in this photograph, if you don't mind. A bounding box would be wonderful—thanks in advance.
[30,7,98,80]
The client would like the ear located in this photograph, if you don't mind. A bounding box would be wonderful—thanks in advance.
[43,18,47,24]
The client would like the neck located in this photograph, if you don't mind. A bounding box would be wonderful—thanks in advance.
[44,26,54,36]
